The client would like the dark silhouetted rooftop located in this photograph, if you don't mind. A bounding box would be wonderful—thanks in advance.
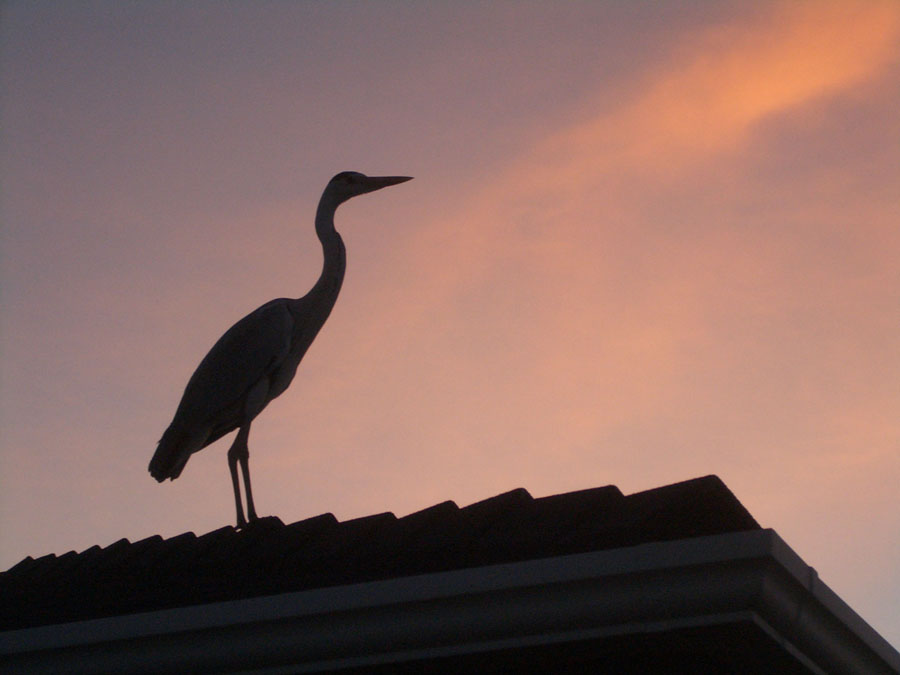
[1,475,757,630]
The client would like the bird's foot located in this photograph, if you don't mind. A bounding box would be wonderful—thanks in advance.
[235,514,262,530]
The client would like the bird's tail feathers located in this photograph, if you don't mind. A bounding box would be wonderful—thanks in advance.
[149,423,207,482]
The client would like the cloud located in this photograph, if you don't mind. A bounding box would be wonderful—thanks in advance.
[281,1,900,505]
[523,0,900,185]
[375,0,899,316]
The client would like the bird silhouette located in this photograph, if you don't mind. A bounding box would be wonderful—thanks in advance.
[149,171,412,527]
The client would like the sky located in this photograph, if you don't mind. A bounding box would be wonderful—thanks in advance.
[1,0,898,648]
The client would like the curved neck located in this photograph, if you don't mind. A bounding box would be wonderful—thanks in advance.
[311,196,346,298]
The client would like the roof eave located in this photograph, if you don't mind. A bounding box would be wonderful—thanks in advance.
[2,528,897,674]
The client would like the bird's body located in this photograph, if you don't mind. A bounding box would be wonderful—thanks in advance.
[149,172,411,527]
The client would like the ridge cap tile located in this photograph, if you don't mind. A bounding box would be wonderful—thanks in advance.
[130,534,164,549]
[342,511,397,524]
[299,512,398,563]
[536,484,624,507]
[398,500,459,530]
[14,553,64,584]
[144,531,198,570]
[1,555,36,577]
[463,487,532,511]
[476,485,628,561]
[266,514,338,568]
[461,488,533,531]
[85,538,132,571]
[285,512,339,534]
[196,525,236,543]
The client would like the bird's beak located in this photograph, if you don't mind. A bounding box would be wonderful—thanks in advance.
[360,175,413,193]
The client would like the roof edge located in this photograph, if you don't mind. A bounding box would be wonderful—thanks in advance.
[2,528,897,674]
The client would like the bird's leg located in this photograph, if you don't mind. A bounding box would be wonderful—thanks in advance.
[227,427,250,528]
[238,427,258,523]
[240,459,258,521]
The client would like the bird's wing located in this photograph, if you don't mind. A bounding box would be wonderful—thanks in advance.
[172,299,295,428]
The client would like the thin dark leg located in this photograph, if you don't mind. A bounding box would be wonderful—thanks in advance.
[227,427,249,528]
[239,452,258,522]
[237,420,257,521]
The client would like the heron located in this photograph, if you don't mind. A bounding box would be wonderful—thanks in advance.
[149,171,412,528]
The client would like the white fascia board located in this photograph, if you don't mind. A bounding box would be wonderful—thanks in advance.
[1,528,897,674]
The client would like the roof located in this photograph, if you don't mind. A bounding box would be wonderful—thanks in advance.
[2,475,898,674]
[1,475,755,629]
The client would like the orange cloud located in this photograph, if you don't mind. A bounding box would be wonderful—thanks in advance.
[272,0,900,512]
[379,0,900,320]
[525,1,900,187]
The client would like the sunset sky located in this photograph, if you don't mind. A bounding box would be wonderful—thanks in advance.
[2,0,898,647]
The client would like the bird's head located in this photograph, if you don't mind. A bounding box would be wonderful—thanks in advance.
[323,171,413,205]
